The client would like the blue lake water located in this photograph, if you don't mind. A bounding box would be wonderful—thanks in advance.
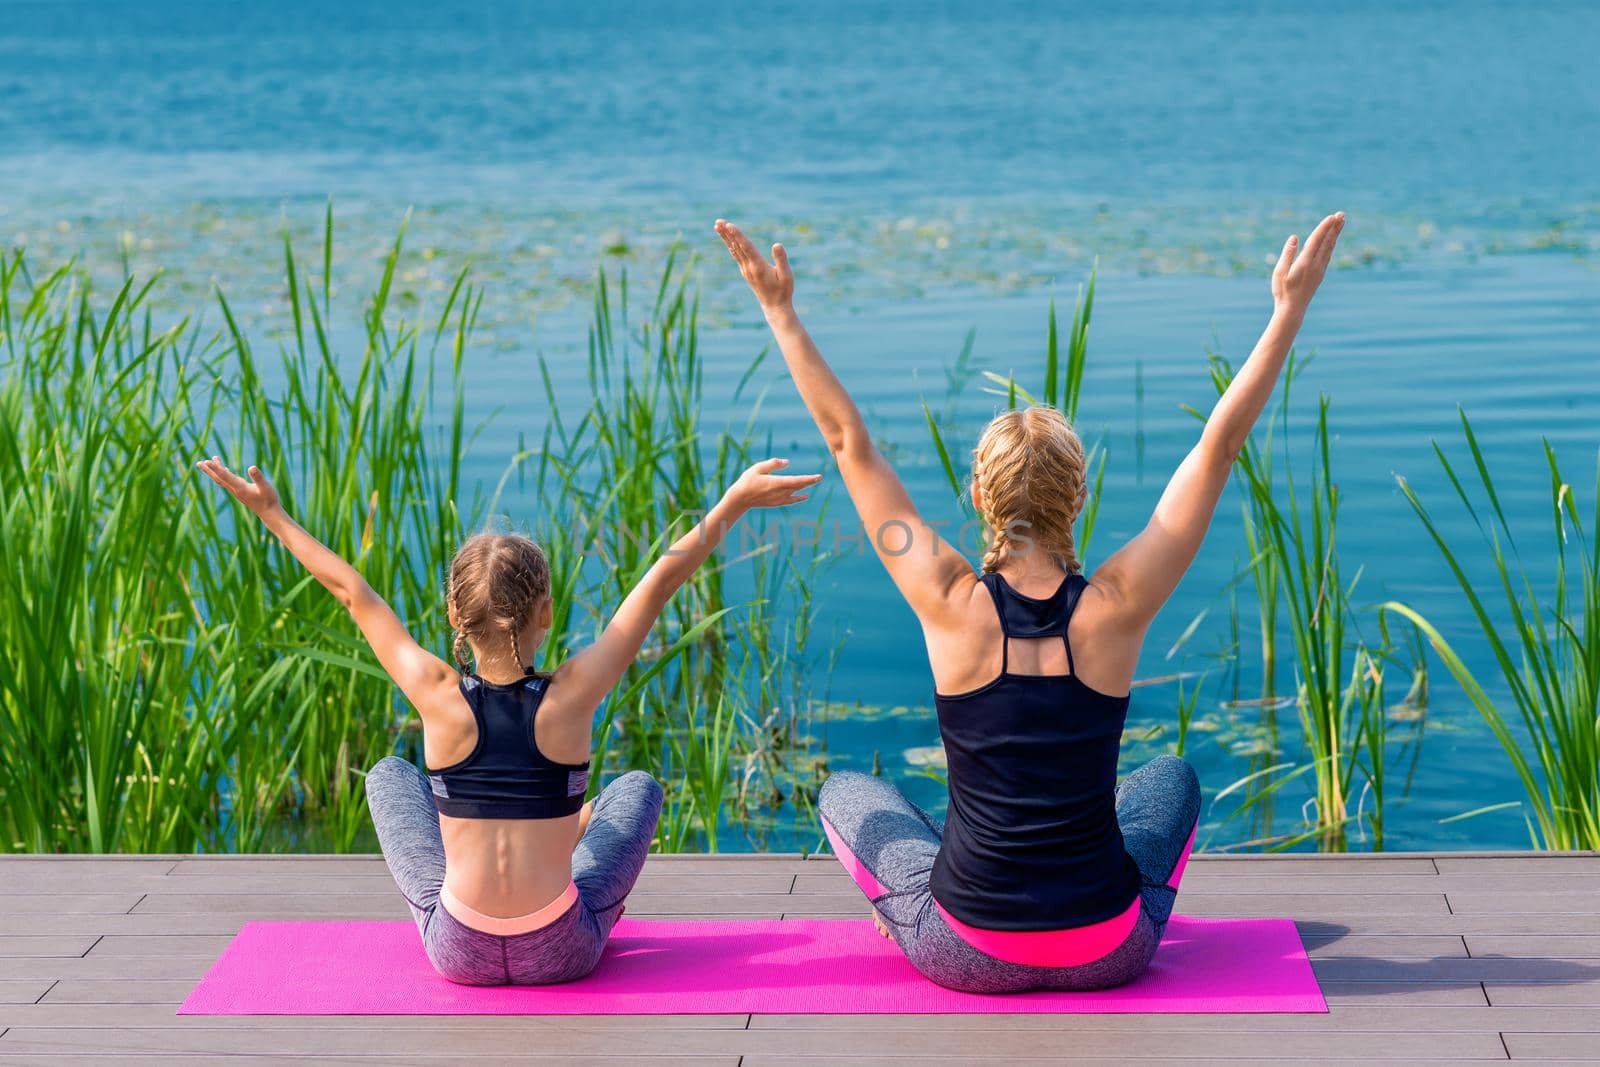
[3,0,1596,851]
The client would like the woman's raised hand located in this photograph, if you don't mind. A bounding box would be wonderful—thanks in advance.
[715,219,794,313]
[1271,212,1345,315]
[196,457,282,519]
[724,457,822,511]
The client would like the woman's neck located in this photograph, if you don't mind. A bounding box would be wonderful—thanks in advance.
[996,557,1069,597]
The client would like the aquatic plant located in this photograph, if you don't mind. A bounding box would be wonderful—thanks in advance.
[1202,356,1414,851]
[1385,413,1600,849]
[528,259,831,850]
[923,266,1108,561]
[0,218,828,854]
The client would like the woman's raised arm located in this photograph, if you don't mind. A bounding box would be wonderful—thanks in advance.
[715,220,977,624]
[1094,212,1346,630]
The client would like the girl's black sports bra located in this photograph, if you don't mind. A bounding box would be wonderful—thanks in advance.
[929,571,1143,931]
[425,673,590,819]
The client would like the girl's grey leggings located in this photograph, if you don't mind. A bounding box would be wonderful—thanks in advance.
[364,756,662,986]
[817,754,1201,994]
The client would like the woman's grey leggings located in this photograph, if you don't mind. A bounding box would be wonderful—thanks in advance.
[817,754,1201,994]
[364,756,662,986]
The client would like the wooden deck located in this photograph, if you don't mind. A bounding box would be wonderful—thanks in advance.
[2,852,1599,1064]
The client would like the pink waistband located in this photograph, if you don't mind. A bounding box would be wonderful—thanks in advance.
[933,896,1141,967]
[439,880,579,936]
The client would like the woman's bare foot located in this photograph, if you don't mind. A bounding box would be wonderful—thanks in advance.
[872,907,891,939]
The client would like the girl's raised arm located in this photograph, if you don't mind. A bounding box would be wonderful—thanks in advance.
[1093,212,1345,631]
[715,219,976,626]
[196,458,460,719]
[546,457,822,722]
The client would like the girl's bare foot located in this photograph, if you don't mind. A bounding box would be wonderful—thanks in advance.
[872,907,891,939]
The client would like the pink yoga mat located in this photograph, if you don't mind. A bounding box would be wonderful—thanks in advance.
[179,916,1324,1015]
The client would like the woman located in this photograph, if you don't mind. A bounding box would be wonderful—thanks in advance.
[716,212,1344,992]
[198,454,821,985]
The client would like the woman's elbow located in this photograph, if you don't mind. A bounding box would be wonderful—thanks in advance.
[1198,430,1244,470]
[828,424,876,463]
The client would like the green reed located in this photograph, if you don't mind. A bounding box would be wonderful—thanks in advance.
[0,220,827,854]
[1202,355,1415,850]
[529,257,830,851]
[0,259,223,851]
[924,266,1108,561]
[1384,413,1600,849]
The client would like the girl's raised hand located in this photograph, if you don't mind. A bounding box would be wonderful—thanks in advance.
[715,219,794,313]
[1271,212,1345,315]
[725,458,822,510]
[196,457,282,518]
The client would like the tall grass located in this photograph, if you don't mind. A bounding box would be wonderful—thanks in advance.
[0,260,223,851]
[526,260,830,850]
[923,267,1108,560]
[1385,413,1600,849]
[0,219,828,854]
[1201,354,1421,851]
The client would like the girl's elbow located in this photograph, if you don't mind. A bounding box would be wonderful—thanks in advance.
[338,577,375,613]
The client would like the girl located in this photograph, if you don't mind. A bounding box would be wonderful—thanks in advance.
[198,454,821,985]
[716,212,1344,992]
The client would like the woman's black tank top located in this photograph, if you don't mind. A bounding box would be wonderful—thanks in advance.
[928,571,1143,931]
[425,673,590,820]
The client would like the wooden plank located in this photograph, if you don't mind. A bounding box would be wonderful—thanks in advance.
[36,981,193,1006]
[732,1062,1478,1067]
[736,1062,1523,1067]
[1502,1033,1600,1059]
[1486,982,1600,1006]
[0,873,398,895]
[1434,856,1600,874]
[0,1058,736,1066]
[1315,958,1600,981]
[1320,980,1489,1005]
[86,936,234,958]
[0,1026,1510,1059]
[129,895,411,917]
[0,1028,742,1057]
[1293,915,1600,936]
[747,1005,1598,1032]
[2,898,140,916]
[5,1004,750,1028]
[1173,893,1453,917]
[0,1055,735,1067]
[1,957,214,981]
[0,938,97,959]
[0,986,50,1007]
[0,916,253,938]
[1447,892,1600,916]
[1300,935,1467,959]
[0,860,176,875]
[741,1029,1512,1059]
[1466,935,1600,959]
[164,859,391,877]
